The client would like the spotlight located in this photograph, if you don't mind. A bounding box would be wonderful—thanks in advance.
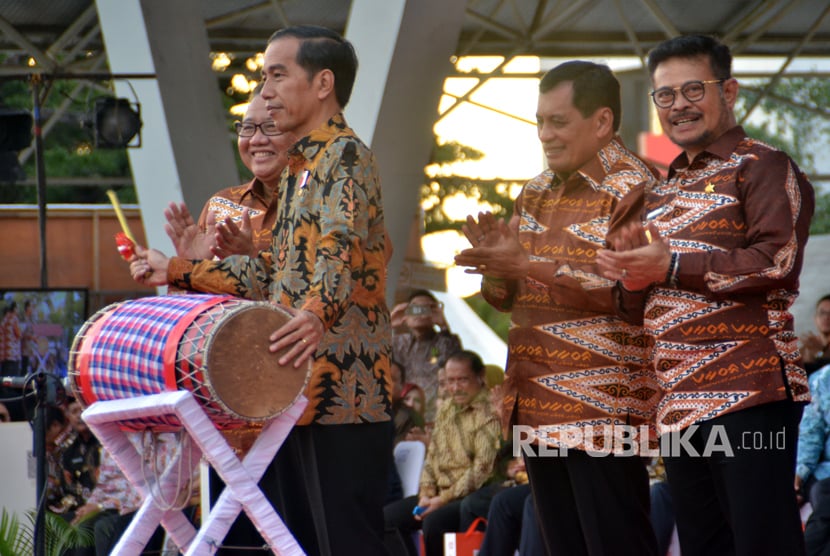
[94,97,142,148]
[0,108,33,152]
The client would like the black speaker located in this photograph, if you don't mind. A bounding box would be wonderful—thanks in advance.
[0,108,33,152]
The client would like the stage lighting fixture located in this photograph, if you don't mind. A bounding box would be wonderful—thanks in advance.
[94,97,142,148]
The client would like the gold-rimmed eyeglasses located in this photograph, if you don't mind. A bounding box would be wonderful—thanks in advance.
[649,79,726,109]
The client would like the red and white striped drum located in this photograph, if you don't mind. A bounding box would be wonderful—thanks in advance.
[67,294,310,430]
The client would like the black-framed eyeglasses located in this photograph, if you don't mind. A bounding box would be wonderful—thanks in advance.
[234,121,281,137]
[649,79,725,109]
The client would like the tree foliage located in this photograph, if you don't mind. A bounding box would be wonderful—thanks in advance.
[737,78,830,234]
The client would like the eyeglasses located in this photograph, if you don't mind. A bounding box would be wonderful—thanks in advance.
[649,79,725,109]
[234,121,281,137]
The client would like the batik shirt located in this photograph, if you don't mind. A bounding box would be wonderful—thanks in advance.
[87,432,179,514]
[0,311,21,361]
[482,137,661,454]
[610,126,815,434]
[168,113,392,426]
[197,177,279,254]
[392,330,461,423]
[419,388,501,503]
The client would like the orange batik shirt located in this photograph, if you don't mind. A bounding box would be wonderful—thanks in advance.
[484,137,661,454]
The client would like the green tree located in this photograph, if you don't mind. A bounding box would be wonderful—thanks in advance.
[738,78,830,234]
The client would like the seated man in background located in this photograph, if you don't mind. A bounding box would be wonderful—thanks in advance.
[70,432,196,555]
[384,350,500,556]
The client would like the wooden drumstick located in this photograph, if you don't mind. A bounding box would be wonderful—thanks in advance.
[106,189,136,244]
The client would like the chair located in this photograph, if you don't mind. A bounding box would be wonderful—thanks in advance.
[394,440,426,498]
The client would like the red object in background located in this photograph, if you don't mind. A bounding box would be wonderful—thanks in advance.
[638,131,682,176]
[444,517,487,556]
[115,232,135,261]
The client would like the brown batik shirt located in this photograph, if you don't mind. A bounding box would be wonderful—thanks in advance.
[483,137,661,453]
[610,126,815,434]
[196,177,280,254]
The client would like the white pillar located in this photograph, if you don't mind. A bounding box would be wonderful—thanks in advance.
[345,0,468,303]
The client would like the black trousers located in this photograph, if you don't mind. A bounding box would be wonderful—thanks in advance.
[805,477,830,556]
[524,448,657,556]
[384,494,464,556]
[211,421,392,556]
[663,400,805,556]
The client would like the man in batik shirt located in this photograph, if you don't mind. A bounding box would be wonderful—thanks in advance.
[598,35,814,556]
[131,25,391,555]
[456,61,661,555]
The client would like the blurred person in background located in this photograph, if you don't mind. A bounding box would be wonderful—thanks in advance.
[391,290,461,424]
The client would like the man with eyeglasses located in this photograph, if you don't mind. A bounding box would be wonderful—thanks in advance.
[597,34,815,556]
[391,289,462,424]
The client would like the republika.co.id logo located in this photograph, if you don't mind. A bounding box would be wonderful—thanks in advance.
[512,424,787,458]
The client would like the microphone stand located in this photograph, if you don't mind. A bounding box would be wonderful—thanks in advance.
[29,371,64,556]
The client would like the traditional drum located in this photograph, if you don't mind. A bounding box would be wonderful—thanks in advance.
[68,294,310,430]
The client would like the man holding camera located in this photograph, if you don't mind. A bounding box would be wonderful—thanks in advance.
[391,289,462,423]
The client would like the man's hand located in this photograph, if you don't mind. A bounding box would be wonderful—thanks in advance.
[164,202,216,259]
[390,302,408,329]
[213,209,257,259]
[596,222,671,291]
[455,213,529,280]
[129,244,171,286]
[414,495,446,521]
[269,307,325,368]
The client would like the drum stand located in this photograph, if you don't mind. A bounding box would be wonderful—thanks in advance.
[82,390,307,555]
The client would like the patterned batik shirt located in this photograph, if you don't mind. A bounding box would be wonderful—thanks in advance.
[168,113,392,426]
[392,330,462,423]
[419,388,501,503]
[610,126,815,434]
[87,432,181,514]
[0,311,21,361]
[483,137,661,454]
[197,177,279,254]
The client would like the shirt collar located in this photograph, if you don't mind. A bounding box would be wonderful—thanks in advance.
[554,135,627,189]
[668,125,746,177]
[288,112,350,165]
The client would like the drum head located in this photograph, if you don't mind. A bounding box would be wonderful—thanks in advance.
[205,304,310,420]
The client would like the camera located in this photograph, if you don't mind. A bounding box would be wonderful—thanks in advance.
[405,304,433,316]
